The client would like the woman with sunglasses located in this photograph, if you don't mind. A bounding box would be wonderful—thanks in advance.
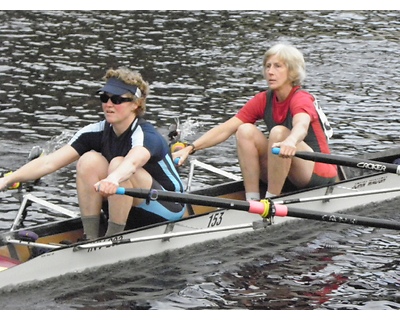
[0,67,186,240]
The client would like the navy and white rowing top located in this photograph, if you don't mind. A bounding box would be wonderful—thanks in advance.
[68,118,184,193]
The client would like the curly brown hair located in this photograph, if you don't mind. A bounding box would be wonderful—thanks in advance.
[103,67,150,116]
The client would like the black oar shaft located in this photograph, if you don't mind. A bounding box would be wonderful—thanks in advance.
[296,151,400,174]
[117,187,252,211]
[271,147,400,174]
[280,207,400,230]
[276,187,400,205]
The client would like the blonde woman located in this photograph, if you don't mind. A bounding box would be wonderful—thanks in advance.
[174,43,337,200]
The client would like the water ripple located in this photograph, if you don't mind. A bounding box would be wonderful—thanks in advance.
[1,10,400,310]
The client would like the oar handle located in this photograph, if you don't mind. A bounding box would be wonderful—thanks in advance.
[271,147,280,155]
[272,148,400,175]
[116,187,125,195]
[3,172,20,189]
[1,146,44,190]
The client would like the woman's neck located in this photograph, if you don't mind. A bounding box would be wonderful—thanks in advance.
[112,115,137,136]
[274,85,294,102]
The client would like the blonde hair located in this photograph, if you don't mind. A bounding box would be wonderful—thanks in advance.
[263,43,306,86]
[103,67,150,116]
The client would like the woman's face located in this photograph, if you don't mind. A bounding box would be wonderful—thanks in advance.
[101,93,137,126]
[264,54,291,90]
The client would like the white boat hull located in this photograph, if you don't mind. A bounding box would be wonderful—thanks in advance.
[1,171,400,290]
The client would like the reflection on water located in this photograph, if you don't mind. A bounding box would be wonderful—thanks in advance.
[1,10,400,310]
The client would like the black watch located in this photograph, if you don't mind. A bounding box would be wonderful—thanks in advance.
[188,143,196,155]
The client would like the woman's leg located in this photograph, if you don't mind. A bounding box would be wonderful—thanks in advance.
[105,157,153,235]
[236,123,269,200]
[76,151,108,239]
[267,126,314,195]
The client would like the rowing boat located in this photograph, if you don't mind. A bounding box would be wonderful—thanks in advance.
[1,147,400,291]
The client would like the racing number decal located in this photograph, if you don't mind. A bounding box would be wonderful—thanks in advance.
[207,212,224,228]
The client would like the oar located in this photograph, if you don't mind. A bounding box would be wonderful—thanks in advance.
[271,147,400,174]
[275,186,400,205]
[116,187,400,231]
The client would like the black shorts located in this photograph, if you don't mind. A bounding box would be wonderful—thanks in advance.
[102,179,185,230]
[305,173,337,188]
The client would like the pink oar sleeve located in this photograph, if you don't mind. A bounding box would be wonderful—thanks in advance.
[274,204,288,217]
[248,200,267,215]
[248,201,288,217]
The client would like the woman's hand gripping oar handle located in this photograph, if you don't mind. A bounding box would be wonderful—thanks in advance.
[271,147,400,175]
[3,172,20,189]
[1,146,44,189]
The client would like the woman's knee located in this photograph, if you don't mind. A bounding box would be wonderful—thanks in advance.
[128,168,153,189]
[269,125,290,142]
[236,124,268,151]
[77,151,108,175]
[236,123,258,140]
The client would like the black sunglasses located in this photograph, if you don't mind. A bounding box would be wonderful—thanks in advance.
[99,93,133,105]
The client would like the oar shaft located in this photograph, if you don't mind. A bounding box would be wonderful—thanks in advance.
[116,188,273,217]
[271,147,400,174]
[276,186,400,205]
[278,207,400,231]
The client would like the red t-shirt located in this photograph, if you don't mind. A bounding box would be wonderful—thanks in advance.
[235,87,337,178]
[236,87,316,125]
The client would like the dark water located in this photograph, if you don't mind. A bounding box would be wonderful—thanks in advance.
[0,10,400,310]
